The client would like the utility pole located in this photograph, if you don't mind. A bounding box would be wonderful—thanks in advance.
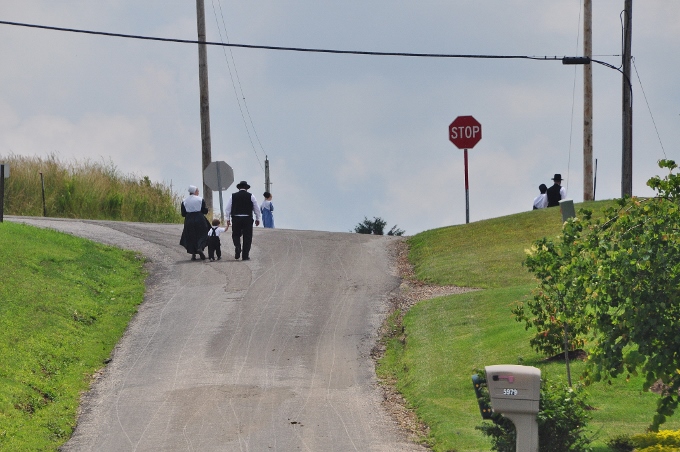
[196,0,213,208]
[621,0,633,197]
[264,156,271,193]
[583,0,594,201]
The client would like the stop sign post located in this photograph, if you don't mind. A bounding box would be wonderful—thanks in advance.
[449,116,482,224]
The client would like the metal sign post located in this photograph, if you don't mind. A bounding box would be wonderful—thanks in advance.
[464,149,470,224]
[0,163,7,223]
[216,164,224,223]
[449,116,482,224]
[0,163,4,223]
[40,172,47,217]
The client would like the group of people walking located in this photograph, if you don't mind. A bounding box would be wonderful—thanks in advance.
[179,181,274,262]
[533,173,567,210]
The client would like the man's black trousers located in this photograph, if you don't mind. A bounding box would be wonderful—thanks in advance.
[231,216,254,258]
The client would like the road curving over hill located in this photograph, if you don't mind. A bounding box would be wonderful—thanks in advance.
[10,217,426,452]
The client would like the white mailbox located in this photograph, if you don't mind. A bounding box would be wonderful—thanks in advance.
[485,364,541,452]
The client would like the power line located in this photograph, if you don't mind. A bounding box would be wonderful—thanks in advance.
[632,58,666,159]
[214,1,269,164]
[209,0,265,171]
[0,20,583,62]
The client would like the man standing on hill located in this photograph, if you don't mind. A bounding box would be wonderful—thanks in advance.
[225,181,261,261]
[546,174,567,207]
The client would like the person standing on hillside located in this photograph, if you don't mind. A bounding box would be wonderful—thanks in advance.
[546,174,567,207]
[225,181,261,261]
[179,185,209,261]
[533,183,548,209]
[260,192,275,228]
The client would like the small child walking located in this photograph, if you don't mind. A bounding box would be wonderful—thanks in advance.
[207,219,228,261]
[261,192,274,228]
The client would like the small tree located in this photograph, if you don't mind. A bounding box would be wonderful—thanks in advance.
[582,160,680,429]
[513,212,594,385]
[354,217,404,236]
[516,159,680,430]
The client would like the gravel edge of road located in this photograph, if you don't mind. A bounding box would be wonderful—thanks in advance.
[372,238,478,447]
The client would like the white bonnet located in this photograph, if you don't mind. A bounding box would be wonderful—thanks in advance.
[188,185,197,194]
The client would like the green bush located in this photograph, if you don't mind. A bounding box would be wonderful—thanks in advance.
[475,371,592,451]
[606,434,634,452]
[633,430,680,449]
[637,446,680,452]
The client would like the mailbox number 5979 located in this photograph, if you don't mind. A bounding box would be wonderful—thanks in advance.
[503,388,518,396]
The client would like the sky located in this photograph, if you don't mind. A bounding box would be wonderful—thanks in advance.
[1,1,679,235]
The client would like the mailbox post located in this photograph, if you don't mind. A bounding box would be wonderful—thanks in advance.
[485,364,541,452]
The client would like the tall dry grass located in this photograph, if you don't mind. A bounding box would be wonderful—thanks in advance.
[1,154,183,223]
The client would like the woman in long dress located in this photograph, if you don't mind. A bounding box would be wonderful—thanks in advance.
[179,185,209,260]
[261,192,274,228]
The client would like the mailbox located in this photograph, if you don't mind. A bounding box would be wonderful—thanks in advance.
[485,364,541,414]
[485,364,541,452]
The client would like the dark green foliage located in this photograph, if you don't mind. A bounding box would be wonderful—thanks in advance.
[354,216,404,235]
[387,225,406,236]
[606,434,635,452]
[476,370,592,451]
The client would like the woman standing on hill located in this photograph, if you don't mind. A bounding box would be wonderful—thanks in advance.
[260,192,274,228]
[179,185,209,260]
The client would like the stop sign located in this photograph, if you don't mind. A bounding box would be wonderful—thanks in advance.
[449,116,482,149]
[203,161,234,191]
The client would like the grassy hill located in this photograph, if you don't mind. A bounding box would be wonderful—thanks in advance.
[379,200,680,451]
[0,222,146,450]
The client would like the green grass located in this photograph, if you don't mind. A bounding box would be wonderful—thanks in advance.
[379,200,680,451]
[1,153,183,223]
[0,222,146,450]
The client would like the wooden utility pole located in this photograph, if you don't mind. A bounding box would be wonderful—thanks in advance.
[583,0,594,201]
[621,0,633,197]
[264,156,271,193]
[196,0,213,208]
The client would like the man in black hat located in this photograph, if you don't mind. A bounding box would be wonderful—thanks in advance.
[225,181,261,260]
[546,174,567,207]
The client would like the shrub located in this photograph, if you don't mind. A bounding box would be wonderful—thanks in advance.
[606,434,634,452]
[632,430,680,449]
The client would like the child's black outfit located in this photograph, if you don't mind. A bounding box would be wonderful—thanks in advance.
[207,226,223,261]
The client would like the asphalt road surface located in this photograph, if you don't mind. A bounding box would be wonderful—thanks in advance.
[10,217,426,452]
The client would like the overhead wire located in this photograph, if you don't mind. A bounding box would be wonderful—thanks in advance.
[215,0,269,165]
[0,20,587,62]
[565,0,584,196]
[209,0,265,171]
[632,58,667,159]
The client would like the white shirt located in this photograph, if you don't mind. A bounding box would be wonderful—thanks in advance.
[183,194,204,212]
[533,193,548,209]
[208,227,227,237]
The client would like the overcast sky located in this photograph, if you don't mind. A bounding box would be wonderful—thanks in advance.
[1,1,679,234]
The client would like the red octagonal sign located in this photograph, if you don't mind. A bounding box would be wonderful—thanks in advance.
[449,115,482,149]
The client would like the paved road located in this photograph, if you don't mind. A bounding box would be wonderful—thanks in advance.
[10,217,425,452]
